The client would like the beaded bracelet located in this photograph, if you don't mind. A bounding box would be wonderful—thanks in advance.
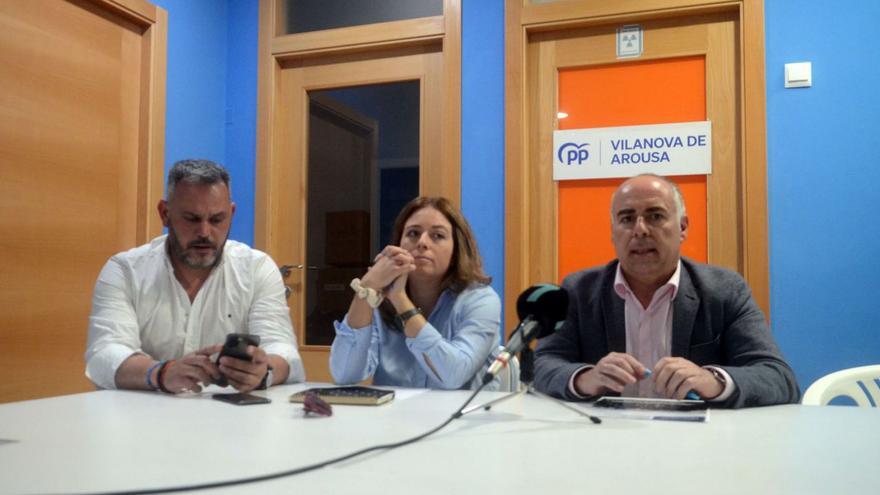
[145,360,164,391]
[350,278,384,308]
[157,359,176,394]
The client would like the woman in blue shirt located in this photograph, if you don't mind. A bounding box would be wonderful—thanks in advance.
[330,196,501,389]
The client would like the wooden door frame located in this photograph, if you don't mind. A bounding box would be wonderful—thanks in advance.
[255,0,461,255]
[98,0,168,241]
[505,0,769,329]
[254,1,462,379]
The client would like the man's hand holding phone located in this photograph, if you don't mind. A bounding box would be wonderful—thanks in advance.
[214,333,269,393]
[217,344,270,393]
[159,344,223,394]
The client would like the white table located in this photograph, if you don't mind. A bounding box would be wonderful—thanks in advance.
[0,384,877,494]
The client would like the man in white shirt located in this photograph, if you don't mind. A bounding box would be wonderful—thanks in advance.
[85,159,305,393]
[534,174,799,408]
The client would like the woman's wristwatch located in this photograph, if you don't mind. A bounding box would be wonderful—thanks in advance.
[396,307,421,328]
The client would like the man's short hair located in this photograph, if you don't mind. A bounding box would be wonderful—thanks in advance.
[166,159,231,200]
[611,173,687,222]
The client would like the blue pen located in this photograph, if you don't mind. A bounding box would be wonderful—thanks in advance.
[643,369,701,400]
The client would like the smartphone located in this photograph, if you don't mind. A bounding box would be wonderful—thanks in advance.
[215,333,261,387]
[218,333,261,361]
[212,392,271,406]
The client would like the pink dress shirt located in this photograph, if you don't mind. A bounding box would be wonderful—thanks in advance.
[568,260,734,401]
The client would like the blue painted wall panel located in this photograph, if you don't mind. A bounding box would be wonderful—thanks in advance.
[151,0,256,245]
[765,0,880,391]
[461,0,506,323]
[225,0,259,245]
[151,0,228,177]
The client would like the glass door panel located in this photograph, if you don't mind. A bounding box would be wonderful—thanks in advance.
[280,0,442,35]
[304,81,420,346]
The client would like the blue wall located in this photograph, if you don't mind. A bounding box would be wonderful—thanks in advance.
[765,0,880,391]
[151,0,258,245]
[152,0,505,298]
[225,0,259,245]
[155,0,880,390]
[461,0,506,309]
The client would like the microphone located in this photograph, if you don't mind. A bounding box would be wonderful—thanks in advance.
[482,284,569,384]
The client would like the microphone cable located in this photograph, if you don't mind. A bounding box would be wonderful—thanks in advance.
[65,381,493,495]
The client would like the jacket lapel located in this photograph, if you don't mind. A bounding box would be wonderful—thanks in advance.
[672,262,699,358]
[602,263,627,354]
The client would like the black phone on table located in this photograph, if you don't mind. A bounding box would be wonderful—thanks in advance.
[212,392,271,406]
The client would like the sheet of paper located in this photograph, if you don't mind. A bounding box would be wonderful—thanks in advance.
[387,387,429,401]
[574,400,711,423]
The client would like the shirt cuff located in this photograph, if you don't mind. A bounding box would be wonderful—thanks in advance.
[261,342,306,384]
[703,365,736,402]
[85,344,140,390]
[338,313,370,332]
[567,365,594,399]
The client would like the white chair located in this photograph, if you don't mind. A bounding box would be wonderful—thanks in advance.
[802,365,880,406]
[482,346,521,393]
[497,354,521,393]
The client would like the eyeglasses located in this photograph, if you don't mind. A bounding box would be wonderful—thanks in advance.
[302,390,333,417]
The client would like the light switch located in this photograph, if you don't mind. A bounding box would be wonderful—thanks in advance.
[785,62,812,88]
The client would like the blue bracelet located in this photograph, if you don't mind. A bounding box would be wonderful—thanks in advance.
[145,361,165,391]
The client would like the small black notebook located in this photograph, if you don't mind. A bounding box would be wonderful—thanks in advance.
[289,386,395,406]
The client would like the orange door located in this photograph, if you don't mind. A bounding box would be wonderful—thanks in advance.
[557,56,708,278]
[506,11,752,329]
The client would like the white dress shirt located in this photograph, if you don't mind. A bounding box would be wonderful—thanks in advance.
[85,235,305,389]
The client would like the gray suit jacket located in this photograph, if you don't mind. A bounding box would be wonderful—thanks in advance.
[534,258,800,408]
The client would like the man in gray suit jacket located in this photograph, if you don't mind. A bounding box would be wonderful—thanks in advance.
[534,175,799,408]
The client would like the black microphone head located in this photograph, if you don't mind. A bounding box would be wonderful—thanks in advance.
[516,284,569,338]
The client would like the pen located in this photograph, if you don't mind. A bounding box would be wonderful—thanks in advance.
[643,369,702,400]
[652,415,706,422]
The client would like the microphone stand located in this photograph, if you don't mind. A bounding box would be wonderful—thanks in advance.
[460,348,602,424]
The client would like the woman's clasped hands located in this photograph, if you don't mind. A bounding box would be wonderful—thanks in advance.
[360,246,416,300]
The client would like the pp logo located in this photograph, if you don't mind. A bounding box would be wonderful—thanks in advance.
[557,142,590,165]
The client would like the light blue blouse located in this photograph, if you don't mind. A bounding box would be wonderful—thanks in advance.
[329,284,501,390]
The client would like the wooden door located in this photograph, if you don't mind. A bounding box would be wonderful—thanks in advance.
[257,1,462,382]
[530,12,739,288]
[272,49,446,382]
[556,55,714,278]
[506,1,770,328]
[0,0,165,402]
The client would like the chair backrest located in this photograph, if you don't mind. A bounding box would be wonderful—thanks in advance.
[485,345,522,393]
[802,365,880,406]
[498,354,521,393]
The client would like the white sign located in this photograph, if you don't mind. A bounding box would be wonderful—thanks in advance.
[553,121,712,181]
[617,24,643,58]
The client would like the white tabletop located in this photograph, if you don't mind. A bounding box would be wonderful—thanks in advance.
[0,383,878,495]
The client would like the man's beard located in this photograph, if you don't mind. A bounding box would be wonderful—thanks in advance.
[166,223,227,269]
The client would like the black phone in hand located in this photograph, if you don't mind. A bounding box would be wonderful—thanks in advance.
[212,392,271,406]
[218,333,261,361]
[215,333,261,387]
